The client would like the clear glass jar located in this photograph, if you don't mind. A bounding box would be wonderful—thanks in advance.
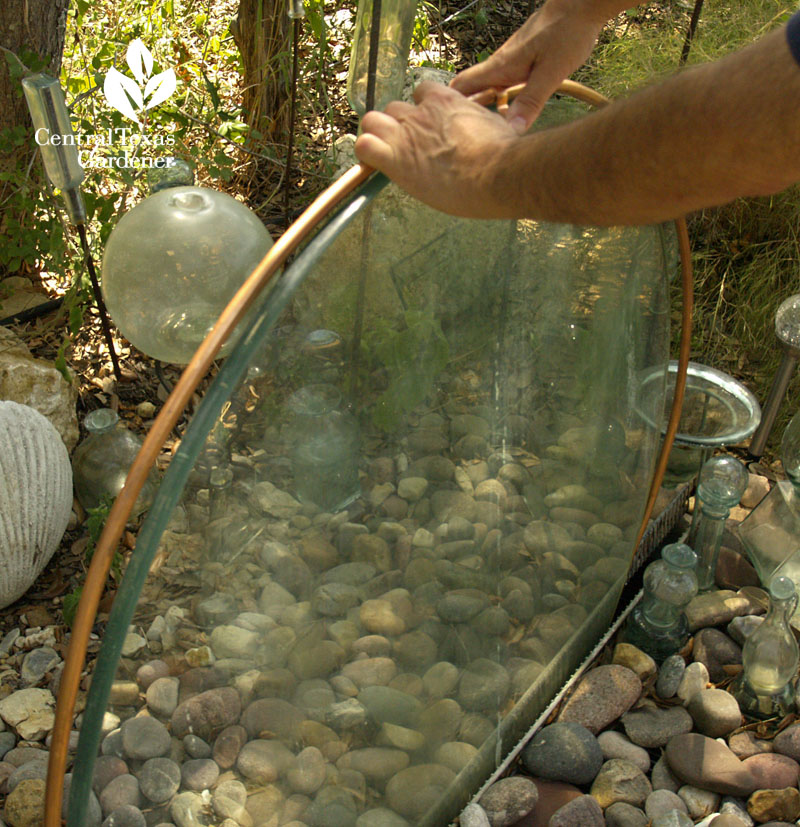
[347,0,417,115]
[626,542,698,661]
[739,412,800,602]
[733,574,799,717]
[687,455,748,591]
[72,409,159,517]
[286,384,361,511]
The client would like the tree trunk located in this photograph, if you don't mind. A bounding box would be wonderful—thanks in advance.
[0,0,71,276]
[231,0,292,140]
[0,0,70,136]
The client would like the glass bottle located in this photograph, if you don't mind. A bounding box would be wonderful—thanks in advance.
[625,542,699,662]
[72,409,159,517]
[102,185,273,365]
[347,0,417,115]
[732,574,799,718]
[21,73,86,225]
[738,411,800,600]
[147,157,194,194]
[286,384,361,512]
[687,454,749,591]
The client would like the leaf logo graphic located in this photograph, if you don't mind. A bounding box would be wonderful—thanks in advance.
[103,39,177,123]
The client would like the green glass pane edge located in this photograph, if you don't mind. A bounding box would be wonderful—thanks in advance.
[66,171,388,825]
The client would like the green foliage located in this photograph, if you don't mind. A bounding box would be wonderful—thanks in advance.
[1,0,260,363]
[62,496,120,628]
[368,309,450,431]
[62,587,83,628]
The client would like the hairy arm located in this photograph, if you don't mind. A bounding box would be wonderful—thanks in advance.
[355,25,800,226]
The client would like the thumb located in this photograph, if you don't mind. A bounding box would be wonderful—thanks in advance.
[507,72,557,133]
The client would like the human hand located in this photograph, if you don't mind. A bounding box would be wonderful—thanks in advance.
[354,82,521,219]
[451,0,613,131]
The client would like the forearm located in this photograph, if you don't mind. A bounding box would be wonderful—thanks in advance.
[490,26,800,225]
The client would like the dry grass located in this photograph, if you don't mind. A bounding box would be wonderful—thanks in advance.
[580,0,800,457]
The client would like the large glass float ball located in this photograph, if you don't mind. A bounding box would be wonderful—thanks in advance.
[102,187,273,364]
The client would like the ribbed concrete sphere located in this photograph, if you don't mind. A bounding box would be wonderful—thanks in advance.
[0,401,72,608]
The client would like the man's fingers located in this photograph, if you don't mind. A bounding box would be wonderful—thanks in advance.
[507,71,558,132]
[412,80,463,105]
[361,110,403,141]
[384,100,416,120]
[354,131,397,172]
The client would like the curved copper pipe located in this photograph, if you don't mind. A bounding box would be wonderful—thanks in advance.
[45,79,690,824]
[635,218,694,548]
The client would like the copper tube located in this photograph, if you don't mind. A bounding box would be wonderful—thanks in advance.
[45,80,691,824]
[635,217,694,549]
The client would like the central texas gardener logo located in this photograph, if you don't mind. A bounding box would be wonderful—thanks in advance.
[103,39,177,124]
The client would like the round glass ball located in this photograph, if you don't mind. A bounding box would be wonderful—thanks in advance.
[102,186,273,364]
[775,293,800,352]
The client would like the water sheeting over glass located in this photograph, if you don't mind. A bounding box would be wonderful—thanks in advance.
[69,100,676,826]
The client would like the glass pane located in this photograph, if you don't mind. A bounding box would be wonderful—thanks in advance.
[70,100,674,826]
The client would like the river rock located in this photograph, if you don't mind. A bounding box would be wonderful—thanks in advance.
[597,731,650,773]
[385,764,457,821]
[338,746,411,785]
[727,615,764,646]
[772,723,800,762]
[360,600,406,636]
[728,731,773,760]
[171,687,241,740]
[137,757,180,803]
[358,686,422,728]
[687,689,742,737]
[590,759,652,808]
[479,776,539,827]
[549,794,604,826]
[213,724,248,769]
[656,655,686,700]
[646,790,689,820]
[458,659,509,711]
[120,717,170,761]
[170,790,212,827]
[180,758,219,791]
[677,661,709,706]
[520,721,603,785]
[604,802,649,827]
[665,734,757,796]
[236,739,295,784]
[678,785,720,819]
[99,774,142,816]
[102,804,147,827]
[557,665,641,733]
[145,677,179,718]
[612,644,657,682]
[621,701,693,748]
[741,753,800,789]
[692,628,742,683]
[747,788,800,823]
[459,803,490,827]
[685,591,759,631]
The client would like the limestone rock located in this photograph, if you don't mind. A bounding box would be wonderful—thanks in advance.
[0,328,78,450]
[746,788,800,823]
